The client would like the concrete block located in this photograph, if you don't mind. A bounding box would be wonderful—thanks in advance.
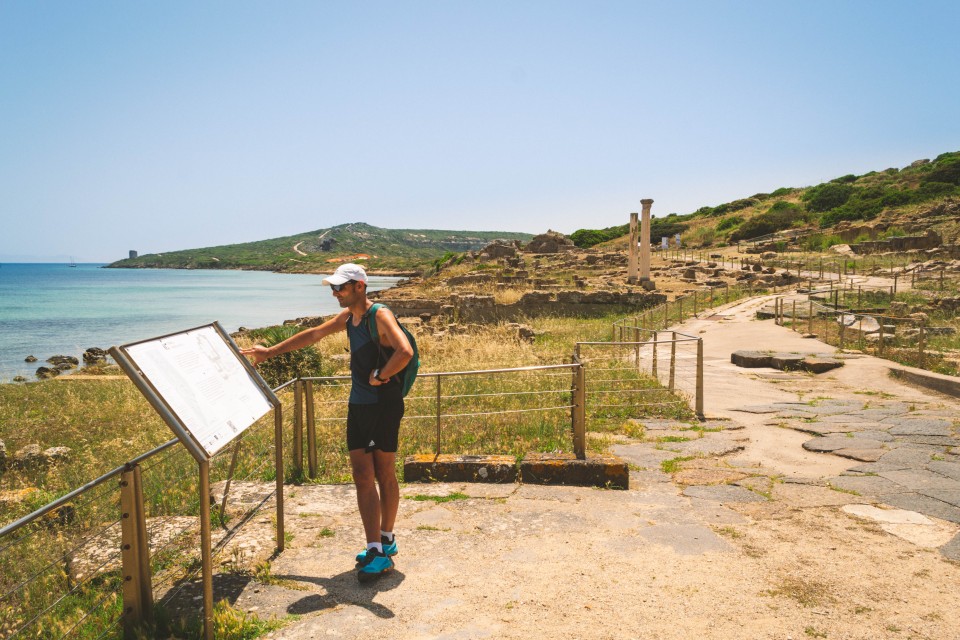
[770,354,805,371]
[801,357,844,373]
[403,454,517,483]
[519,452,629,489]
[730,350,772,368]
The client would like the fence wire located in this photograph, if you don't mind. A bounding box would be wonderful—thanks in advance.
[1,299,713,637]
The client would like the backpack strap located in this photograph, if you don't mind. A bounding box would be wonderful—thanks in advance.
[366,303,383,344]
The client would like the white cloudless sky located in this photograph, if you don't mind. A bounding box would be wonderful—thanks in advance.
[2,1,958,262]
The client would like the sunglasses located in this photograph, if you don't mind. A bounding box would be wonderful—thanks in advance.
[329,280,356,292]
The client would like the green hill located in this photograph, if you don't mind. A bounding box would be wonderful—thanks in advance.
[107,222,533,272]
[572,150,960,250]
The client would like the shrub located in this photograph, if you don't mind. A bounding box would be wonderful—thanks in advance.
[819,197,884,227]
[770,187,795,197]
[729,201,808,241]
[687,226,716,247]
[801,234,843,251]
[570,224,629,248]
[716,216,743,232]
[803,182,854,212]
[880,189,911,207]
[879,227,907,239]
[831,174,858,184]
[915,181,957,200]
[923,157,960,185]
[247,325,328,387]
[712,198,759,216]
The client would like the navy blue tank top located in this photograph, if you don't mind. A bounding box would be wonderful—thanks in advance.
[346,309,401,405]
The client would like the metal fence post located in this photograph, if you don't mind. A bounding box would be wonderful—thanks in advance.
[919,325,926,368]
[634,326,641,372]
[435,375,442,455]
[669,332,676,392]
[792,300,797,332]
[120,464,152,638]
[808,300,813,334]
[652,331,658,380]
[305,380,317,478]
[274,403,285,553]
[695,338,704,420]
[199,460,214,640]
[293,380,303,477]
[572,357,586,460]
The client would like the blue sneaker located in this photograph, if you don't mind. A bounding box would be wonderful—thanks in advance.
[355,536,397,563]
[356,548,394,583]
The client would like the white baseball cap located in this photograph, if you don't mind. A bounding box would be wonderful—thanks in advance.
[322,263,368,286]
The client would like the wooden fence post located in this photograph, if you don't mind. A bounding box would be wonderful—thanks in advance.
[120,465,152,638]
[572,358,586,460]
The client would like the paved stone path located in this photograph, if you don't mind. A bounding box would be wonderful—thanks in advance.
[190,292,960,639]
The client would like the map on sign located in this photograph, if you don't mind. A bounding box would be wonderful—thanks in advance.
[123,325,273,458]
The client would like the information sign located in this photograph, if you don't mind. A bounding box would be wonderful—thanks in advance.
[120,324,273,458]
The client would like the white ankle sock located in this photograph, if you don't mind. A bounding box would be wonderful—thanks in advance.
[381,530,394,541]
[367,542,383,553]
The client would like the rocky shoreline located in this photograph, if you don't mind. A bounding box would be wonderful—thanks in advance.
[12,348,112,383]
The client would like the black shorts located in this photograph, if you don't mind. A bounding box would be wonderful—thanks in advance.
[346,399,405,453]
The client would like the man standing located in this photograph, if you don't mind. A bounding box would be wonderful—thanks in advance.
[241,263,413,582]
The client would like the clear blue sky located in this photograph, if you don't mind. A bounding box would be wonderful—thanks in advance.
[2,1,958,262]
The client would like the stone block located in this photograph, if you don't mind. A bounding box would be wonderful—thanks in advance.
[769,354,805,371]
[519,452,628,489]
[403,454,517,483]
[801,357,844,373]
[730,350,772,368]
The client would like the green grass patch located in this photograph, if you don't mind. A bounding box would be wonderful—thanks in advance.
[407,492,469,503]
[661,456,694,474]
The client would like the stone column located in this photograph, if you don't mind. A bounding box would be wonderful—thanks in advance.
[627,212,639,284]
[640,198,655,289]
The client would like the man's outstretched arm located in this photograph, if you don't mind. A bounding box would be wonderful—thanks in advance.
[241,310,349,365]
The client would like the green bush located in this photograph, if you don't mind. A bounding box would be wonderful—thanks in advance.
[716,216,743,232]
[770,187,795,197]
[803,182,854,212]
[801,234,844,251]
[914,181,958,200]
[247,325,328,387]
[831,174,858,184]
[923,156,960,185]
[729,201,808,241]
[819,198,884,227]
[712,198,759,216]
[880,189,911,207]
[570,224,629,248]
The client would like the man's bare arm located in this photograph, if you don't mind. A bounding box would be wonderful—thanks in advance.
[241,310,349,365]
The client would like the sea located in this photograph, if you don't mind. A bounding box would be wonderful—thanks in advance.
[0,263,400,383]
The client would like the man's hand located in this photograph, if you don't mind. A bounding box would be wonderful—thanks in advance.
[369,369,385,386]
[240,345,271,366]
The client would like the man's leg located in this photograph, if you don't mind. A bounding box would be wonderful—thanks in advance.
[372,450,399,533]
[349,448,381,544]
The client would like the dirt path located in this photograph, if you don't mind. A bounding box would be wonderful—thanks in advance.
[201,295,960,640]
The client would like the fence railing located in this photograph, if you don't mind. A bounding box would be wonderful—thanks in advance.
[0,381,300,640]
[771,290,957,375]
[0,299,720,637]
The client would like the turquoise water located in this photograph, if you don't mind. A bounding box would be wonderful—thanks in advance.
[0,264,399,382]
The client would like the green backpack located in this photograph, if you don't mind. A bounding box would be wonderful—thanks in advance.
[367,303,420,397]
